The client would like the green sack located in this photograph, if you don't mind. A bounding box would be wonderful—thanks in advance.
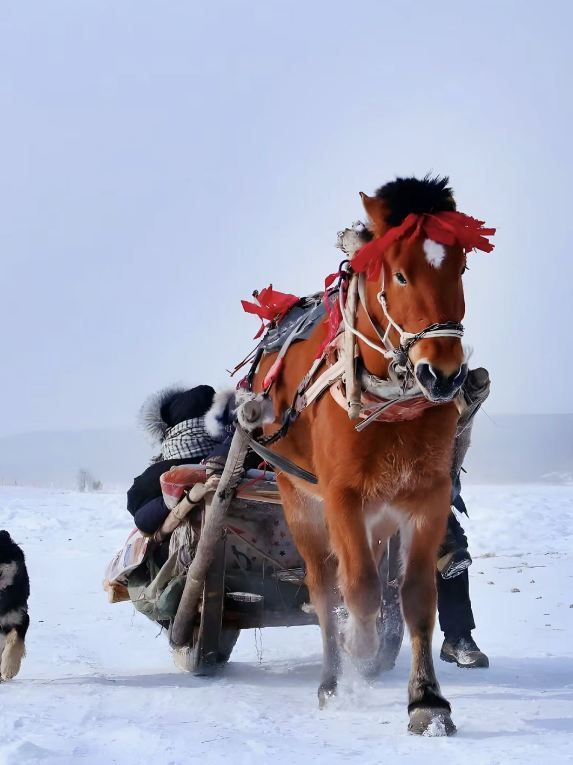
[127,549,186,622]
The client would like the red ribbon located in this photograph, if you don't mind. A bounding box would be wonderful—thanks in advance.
[239,209,495,363]
[316,270,345,357]
[241,284,300,338]
[352,210,496,280]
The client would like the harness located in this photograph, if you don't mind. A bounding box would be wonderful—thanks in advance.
[239,210,495,482]
[246,262,464,462]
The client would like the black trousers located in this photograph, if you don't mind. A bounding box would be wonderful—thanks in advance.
[436,512,476,639]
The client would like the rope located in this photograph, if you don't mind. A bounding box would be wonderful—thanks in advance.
[339,284,393,359]
[342,269,465,363]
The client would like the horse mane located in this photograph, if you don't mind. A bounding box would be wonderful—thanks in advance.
[375,175,456,227]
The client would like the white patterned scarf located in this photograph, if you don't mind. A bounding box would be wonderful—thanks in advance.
[160,417,218,461]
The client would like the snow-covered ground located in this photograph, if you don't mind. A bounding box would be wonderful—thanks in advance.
[1,485,572,765]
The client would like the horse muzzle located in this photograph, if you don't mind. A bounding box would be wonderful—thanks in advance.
[414,362,468,403]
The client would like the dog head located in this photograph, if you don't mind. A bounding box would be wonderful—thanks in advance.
[0,531,24,565]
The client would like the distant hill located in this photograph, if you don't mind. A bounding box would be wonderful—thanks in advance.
[0,414,571,489]
[464,413,573,485]
[0,428,151,490]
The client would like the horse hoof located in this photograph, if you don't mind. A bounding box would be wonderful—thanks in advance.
[408,707,456,737]
[318,683,337,709]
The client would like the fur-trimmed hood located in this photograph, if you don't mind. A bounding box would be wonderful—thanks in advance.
[139,384,216,443]
[205,389,236,440]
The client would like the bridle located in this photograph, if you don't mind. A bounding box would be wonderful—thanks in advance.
[339,263,465,390]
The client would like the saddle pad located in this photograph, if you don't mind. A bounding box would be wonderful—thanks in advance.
[259,293,326,353]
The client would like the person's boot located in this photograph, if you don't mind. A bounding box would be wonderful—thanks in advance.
[437,547,472,579]
[437,522,472,580]
[440,633,489,668]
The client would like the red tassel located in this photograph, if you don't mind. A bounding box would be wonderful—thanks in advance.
[241,284,300,339]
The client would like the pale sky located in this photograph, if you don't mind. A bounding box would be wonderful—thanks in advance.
[1,1,572,437]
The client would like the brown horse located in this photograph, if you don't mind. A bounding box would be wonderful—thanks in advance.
[249,176,494,736]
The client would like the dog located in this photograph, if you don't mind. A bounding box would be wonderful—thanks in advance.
[0,530,30,681]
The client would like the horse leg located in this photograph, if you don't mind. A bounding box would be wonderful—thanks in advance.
[310,551,341,708]
[326,487,382,662]
[278,479,341,708]
[400,496,456,736]
[362,515,401,677]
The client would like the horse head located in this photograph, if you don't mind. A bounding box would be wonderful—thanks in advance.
[354,176,493,403]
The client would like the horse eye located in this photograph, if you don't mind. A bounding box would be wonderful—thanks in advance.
[394,272,407,285]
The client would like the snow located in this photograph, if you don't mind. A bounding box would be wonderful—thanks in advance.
[1,484,572,765]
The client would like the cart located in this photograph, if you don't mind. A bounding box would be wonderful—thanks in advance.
[169,457,404,676]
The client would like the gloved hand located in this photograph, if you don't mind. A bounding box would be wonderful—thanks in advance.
[204,455,227,477]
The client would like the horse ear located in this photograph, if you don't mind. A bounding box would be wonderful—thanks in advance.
[360,192,389,237]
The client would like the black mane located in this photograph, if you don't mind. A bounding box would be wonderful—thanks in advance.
[375,175,456,227]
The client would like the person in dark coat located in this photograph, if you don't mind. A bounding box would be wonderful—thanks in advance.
[127,385,222,534]
[434,367,491,669]
[436,500,489,668]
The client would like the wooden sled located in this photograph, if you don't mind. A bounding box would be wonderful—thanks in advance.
[168,430,404,675]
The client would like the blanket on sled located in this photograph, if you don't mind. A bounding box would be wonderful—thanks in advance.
[104,466,210,619]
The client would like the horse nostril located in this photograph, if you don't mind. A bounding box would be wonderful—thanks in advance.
[415,363,467,400]
[452,364,468,388]
[415,363,435,388]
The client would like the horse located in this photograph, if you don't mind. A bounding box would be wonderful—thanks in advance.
[247,175,495,736]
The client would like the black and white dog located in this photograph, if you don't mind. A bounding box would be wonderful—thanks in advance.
[0,531,30,681]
